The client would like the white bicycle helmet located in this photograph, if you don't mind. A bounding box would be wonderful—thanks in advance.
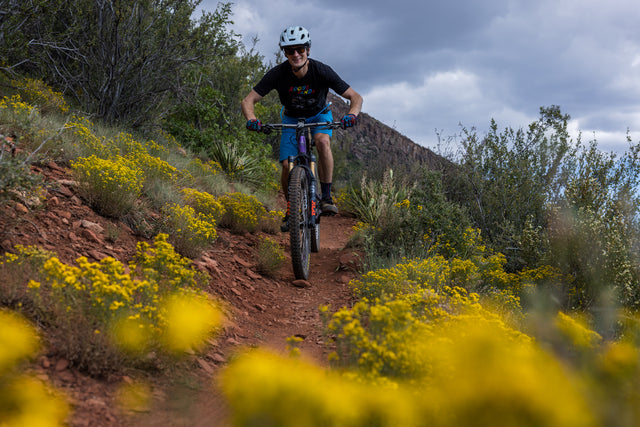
[279,26,311,48]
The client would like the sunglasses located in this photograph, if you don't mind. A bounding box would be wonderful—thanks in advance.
[283,46,307,56]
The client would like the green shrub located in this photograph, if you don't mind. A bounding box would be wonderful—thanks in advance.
[71,155,143,218]
[255,236,285,277]
[11,76,68,115]
[218,192,266,234]
[160,203,218,258]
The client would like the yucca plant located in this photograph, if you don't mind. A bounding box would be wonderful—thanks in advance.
[208,140,267,188]
[339,169,414,226]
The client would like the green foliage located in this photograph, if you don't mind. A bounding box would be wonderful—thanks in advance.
[339,169,412,225]
[0,149,44,208]
[340,169,471,269]
[1,1,241,127]
[546,139,640,310]
[255,236,286,277]
[443,107,640,312]
[446,106,573,269]
[207,138,277,190]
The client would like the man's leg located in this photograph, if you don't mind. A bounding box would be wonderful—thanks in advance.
[280,159,289,199]
[314,133,338,214]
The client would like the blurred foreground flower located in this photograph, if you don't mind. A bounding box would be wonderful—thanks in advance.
[0,310,69,426]
[160,293,222,354]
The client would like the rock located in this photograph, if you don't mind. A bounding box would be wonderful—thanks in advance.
[57,209,72,220]
[292,279,312,288]
[14,202,28,214]
[233,254,252,267]
[82,228,102,243]
[47,161,65,172]
[56,184,74,198]
[40,356,51,369]
[246,269,262,280]
[199,255,222,277]
[55,358,69,371]
[337,274,352,284]
[81,219,104,234]
[197,358,215,373]
[88,249,108,260]
[48,196,60,206]
[211,353,226,363]
[254,303,266,312]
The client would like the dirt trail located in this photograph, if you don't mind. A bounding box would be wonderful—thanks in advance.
[0,163,361,426]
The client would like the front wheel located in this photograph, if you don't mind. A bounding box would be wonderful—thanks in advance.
[288,167,311,280]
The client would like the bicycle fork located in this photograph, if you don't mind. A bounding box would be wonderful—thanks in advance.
[309,153,319,226]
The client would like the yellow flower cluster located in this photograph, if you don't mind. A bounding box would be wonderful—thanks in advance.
[0,94,37,126]
[222,308,598,427]
[64,116,119,159]
[189,158,223,176]
[11,234,220,372]
[11,76,69,114]
[182,188,226,221]
[114,132,179,184]
[162,203,218,258]
[0,310,69,425]
[218,192,266,233]
[221,349,418,427]
[71,155,143,217]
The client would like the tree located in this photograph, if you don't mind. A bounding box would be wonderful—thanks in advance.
[0,0,240,127]
[444,106,574,270]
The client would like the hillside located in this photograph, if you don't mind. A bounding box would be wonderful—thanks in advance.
[0,159,362,425]
[0,81,452,426]
[328,92,453,173]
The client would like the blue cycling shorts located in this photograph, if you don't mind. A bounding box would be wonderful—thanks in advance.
[279,109,333,162]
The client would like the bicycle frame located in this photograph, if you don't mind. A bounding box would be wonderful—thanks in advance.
[262,120,341,226]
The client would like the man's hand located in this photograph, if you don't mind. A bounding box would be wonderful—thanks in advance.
[246,119,262,131]
[341,114,358,129]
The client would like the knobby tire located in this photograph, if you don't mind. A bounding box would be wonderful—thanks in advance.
[289,167,311,280]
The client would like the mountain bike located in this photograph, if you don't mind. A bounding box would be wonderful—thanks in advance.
[260,119,344,280]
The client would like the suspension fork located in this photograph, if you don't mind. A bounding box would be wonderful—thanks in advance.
[309,152,318,225]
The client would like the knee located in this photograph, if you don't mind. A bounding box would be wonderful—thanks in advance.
[315,134,331,154]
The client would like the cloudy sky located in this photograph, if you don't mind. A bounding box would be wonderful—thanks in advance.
[199,0,640,154]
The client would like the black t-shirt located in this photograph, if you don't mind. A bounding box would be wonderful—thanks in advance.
[253,58,350,118]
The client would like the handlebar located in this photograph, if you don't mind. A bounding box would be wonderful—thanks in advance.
[259,121,344,134]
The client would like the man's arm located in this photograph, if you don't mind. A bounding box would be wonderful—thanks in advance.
[341,87,363,117]
[241,90,264,120]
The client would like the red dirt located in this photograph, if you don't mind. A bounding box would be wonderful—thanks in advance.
[0,162,361,426]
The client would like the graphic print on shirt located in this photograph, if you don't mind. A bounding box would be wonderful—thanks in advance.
[289,84,318,110]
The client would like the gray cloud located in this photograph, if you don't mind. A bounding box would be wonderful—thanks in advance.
[200,0,640,153]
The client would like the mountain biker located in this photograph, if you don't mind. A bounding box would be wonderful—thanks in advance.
[241,25,363,229]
